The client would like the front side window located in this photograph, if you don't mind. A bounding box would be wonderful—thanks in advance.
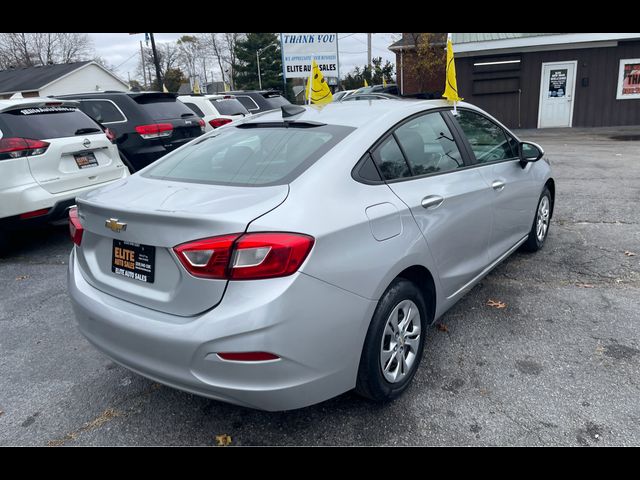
[144,123,353,186]
[454,110,516,164]
[394,112,463,175]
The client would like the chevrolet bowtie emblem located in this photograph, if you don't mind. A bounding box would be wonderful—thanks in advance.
[105,218,127,233]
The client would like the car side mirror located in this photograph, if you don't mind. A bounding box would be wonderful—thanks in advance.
[519,141,544,168]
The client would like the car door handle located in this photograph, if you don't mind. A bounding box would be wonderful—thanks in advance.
[492,180,505,191]
[421,195,444,210]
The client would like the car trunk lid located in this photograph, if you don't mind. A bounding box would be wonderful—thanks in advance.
[75,175,288,316]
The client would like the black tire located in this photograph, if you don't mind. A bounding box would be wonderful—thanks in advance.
[356,278,427,402]
[0,231,10,257]
[521,186,552,252]
[119,152,135,174]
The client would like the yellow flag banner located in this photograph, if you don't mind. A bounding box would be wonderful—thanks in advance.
[443,37,463,102]
[364,78,369,87]
[224,83,230,92]
[305,59,333,105]
[382,77,387,88]
[162,83,169,93]
[193,79,201,94]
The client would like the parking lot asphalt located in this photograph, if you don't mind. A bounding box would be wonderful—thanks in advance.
[1,126,639,446]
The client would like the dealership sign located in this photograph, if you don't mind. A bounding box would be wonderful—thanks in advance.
[281,33,338,79]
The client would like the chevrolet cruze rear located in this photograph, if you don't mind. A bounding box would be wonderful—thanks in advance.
[68,100,554,410]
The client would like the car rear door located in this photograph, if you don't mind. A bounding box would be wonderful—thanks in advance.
[449,109,541,263]
[372,110,494,299]
[132,93,203,151]
[0,105,124,194]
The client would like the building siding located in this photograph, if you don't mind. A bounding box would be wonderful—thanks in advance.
[456,41,640,128]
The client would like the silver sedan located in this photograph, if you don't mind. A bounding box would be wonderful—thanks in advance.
[68,99,554,411]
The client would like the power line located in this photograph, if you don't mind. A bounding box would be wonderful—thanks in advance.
[114,50,139,70]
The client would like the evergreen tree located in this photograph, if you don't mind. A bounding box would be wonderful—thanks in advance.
[234,33,282,91]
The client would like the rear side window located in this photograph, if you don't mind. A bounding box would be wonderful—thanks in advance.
[262,95,290,110]
[182,102,205,118]
[395,112,464,175]
[80,100,125,123]
[144,124,354,186]
[371,136,411,180]
[0,107,101,139]
[454,110,516,163]
[210,99,249,116]
[134,96,198,120]
[234,96,260,111]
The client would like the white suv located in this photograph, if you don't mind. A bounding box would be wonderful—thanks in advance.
[177,94,250,132]
[0,98,128,246]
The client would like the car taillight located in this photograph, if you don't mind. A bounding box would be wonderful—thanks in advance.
[104,127,117,144]
[198,118,206,132]
[173,232,314,280]
[209,118,233,129]
[135,123,173,139]
[68,207,84,246]
[0,137,50,160]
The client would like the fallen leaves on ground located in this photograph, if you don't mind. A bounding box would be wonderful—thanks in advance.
[624,251,636,257]
[436,323,449,332]
[486,299,507,309]
[15,275,29,281]
[47,408,122,446]
[576,282,595,288]
[595,345,605,356]
[0,410,4,416]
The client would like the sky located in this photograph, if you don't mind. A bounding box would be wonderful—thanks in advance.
[88,33,400,83]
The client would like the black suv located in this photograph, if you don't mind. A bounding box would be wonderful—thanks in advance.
[224,90,290,114]
[55,91,204,172]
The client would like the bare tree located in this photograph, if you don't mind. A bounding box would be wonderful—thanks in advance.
[56,33,94,64]
[0,33,94,68]
[204,33,227,86]
[176,35,202,81]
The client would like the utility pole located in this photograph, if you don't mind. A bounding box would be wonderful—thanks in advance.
[367,33,372,74]
[149,33,162,90]
[140,41,147,88]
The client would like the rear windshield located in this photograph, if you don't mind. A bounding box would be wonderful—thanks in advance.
[134,96,198,120]
[0,106,101,139]
[210,98,249,116]
[144,123,354,186]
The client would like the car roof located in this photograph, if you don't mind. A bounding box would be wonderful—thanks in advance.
[244,99,468,129]
[0,97,79,112]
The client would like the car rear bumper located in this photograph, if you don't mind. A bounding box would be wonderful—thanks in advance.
[68,248,376,411]
[0,170,128,226]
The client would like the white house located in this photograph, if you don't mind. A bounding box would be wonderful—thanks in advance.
[0,61,129,99]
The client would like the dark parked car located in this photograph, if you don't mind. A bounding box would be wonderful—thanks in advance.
[341,93,400,101]
[224,90,290,113]
[354,84,400,96]
[55,91,205,172]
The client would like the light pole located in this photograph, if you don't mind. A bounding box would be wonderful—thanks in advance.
[257,43,278,90]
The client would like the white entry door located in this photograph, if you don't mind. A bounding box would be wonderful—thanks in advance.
[538,61,577,128]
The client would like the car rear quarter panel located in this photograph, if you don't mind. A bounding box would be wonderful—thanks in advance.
[246,121,445,312]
